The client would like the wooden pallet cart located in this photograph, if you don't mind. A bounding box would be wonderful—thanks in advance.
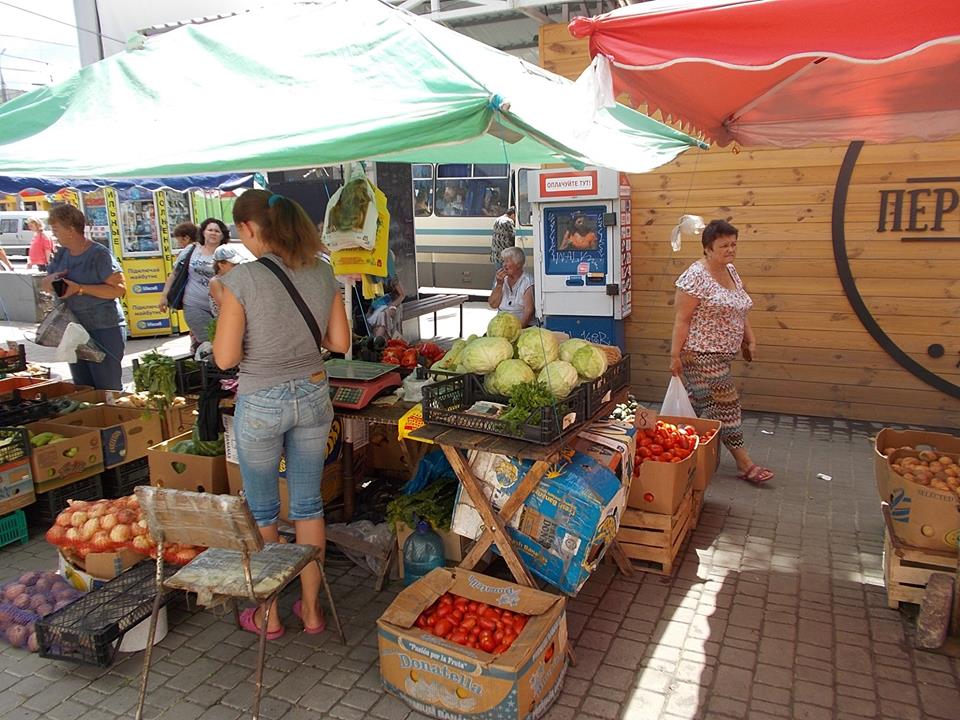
[881,502,959,610]
[616,488,695,576]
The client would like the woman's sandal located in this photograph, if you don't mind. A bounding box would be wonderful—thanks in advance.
[292,600,326,635]
[239,607,285,640]
[738,464,774,484]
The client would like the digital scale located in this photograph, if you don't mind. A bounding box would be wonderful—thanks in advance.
[325,359,402,410]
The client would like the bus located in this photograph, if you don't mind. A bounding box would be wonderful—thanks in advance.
[413,163,536,294]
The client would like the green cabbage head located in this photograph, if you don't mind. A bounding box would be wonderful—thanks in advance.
[559,338,590,363]
[486,312,522,343]
[571,344,608,380]
[516,327,559,371]
[490,359,535,397]
[537,360,579,399]
[460,336,514,374]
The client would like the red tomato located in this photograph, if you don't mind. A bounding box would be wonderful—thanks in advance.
[671,457,683,463]
[449,631,468,645]
[492,643,510,655]
[513,616,527,632]
[436,605,452,618]
[434,619,453,638]
[674,448,689,459]
[479,618,497,631]
[650,444,663,455]
[502,631,517,646]
[660,452,673,462]
[415,615,428,629]
[425,614,436,627]
[460,617,477,631]
[639,436,653,447]
[494,629,505,642]
[500,611,513,624]
[454,596,469,608]
[480,636,497,653]
[637,447,652,459]
[467,602,479,613]
[470,627,481,639]
[474,602,488,615]
[450,610,463,623]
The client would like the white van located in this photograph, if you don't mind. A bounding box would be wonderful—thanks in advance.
[0,211,49,255]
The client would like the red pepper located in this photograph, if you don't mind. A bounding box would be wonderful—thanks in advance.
[401,348,418,369]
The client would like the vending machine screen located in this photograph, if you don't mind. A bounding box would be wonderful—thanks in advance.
[542,205,608,277]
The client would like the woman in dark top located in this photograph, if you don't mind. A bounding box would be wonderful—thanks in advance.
[42,204,126,390]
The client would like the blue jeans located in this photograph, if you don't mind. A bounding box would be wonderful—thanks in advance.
[235,377,334,527]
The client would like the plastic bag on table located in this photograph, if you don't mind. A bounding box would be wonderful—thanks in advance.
[661,375,697,417]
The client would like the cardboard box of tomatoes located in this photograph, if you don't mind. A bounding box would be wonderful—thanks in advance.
[450,420,636,595]
[629,419,700,514]
[659,415,721,491]
[378,567,567,720]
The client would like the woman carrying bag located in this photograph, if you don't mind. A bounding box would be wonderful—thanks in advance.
[669,219,772,485]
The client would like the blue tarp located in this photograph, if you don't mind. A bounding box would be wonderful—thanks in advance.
[0,173,255,195]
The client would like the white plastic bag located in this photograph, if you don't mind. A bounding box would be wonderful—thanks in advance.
[322,163,378,251]
[669,214,706,252]
[55,322,89,362]
[662,376,697,417]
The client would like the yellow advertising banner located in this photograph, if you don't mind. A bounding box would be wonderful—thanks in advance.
[122,257,172,337]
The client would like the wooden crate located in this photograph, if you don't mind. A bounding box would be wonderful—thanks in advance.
[883,529,958,609]
[616,488,694,576]
[692,489,705,528]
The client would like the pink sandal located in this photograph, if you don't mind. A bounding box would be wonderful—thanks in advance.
[738,464,774,484]
[293,600,326,635]
[239,607,285,640]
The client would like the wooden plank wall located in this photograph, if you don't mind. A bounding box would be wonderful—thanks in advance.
[539,24,960,427]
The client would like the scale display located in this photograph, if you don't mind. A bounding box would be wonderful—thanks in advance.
[325,359,401,409]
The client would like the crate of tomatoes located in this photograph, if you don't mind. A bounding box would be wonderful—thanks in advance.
[628,419,702,514]
[378,567,568,720]
[380,339,446,373]
[659,415,721,491]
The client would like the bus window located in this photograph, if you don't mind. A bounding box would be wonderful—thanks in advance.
[435,164,509,217]
[413,164,434,217]
[516,169,532,225]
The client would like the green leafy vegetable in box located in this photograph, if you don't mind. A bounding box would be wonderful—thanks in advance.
[386,476,457,532]
[499,380,559,434]
[133,351,177,411]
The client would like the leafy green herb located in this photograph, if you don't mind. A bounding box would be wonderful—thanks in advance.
[132,351,177,411]
[386,477,457,532]
[499,380,558,433]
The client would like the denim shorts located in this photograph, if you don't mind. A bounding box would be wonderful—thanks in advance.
[234,377,334,527]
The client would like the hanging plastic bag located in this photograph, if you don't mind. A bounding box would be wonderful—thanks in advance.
[329,182,390,276]
[322,164,378,251]
[669,214,706,252]
[661,375,697,417]
[34,303,105,362]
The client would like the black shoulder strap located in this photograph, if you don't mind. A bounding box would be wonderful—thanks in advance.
[257,256,324,352]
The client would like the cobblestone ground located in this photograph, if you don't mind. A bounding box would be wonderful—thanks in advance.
[1,412,959,720]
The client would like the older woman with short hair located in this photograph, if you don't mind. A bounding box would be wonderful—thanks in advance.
[488,246,534,328]
[42,204,126,389]
[669,219,772,484]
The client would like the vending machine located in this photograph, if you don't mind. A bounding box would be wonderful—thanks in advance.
[529,168,632,349]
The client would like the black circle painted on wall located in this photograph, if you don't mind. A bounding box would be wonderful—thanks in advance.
[832,142,959,400]
[928,344,945,359]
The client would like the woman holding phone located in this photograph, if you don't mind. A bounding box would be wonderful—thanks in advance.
[41,204,126,390]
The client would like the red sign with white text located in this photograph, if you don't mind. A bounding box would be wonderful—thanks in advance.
[538,170,599,198]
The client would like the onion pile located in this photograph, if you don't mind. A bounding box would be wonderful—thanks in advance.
[45,495,203,565]
[0,571,83,653]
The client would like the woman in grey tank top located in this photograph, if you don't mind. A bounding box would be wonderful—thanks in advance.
[213,190,350,639]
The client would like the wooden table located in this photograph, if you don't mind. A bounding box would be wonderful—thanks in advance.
[408,424,578,588]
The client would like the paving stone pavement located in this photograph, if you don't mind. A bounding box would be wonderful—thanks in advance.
[1,411,959,719]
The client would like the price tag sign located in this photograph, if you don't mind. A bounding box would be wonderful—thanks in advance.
[577,261,589,275]
[634,405,658,430]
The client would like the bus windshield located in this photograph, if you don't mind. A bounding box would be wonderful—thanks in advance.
[434,163,509,218]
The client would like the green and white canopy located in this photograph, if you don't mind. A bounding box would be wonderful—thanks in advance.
[0,0,702,178]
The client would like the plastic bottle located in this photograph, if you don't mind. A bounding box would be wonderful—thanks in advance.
[402,518,445,586]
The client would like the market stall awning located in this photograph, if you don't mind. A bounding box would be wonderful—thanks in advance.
[0,174,255,195]
[0,0,702,179]
[569,0,960,147]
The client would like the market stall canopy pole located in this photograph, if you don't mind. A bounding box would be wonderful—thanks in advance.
[0,0,701,178]
[569,0,960,147]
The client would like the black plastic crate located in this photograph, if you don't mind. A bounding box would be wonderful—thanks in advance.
[0,399,53,427]
[35,560,178,666]
[584,355,631,418]
[26,474,103,528]
[101,457,150,498]
[0,427,30,466]
[422,373,587,445]
[175,356,202,394]
[0,345,27,374]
